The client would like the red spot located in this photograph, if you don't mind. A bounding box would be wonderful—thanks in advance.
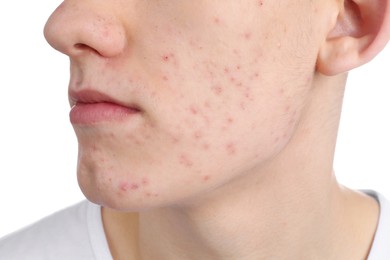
[120,182,139,192]
[203,175,211,182]
[202,143,210,150]
[212,85,223,95]
[227,117,234,124]
[179,154,194,167]
[244,33,252,40]
[226,143,237,155]
[193,131,203,139]
[214,17,220,24]
[224,67,230,74]
[258,0,264,6]
[120,182,130,192]
[162,75,169,81]
[162,55,170,62]
[141,177,149,186]
[189,106,198,115]
[130,183,139,190]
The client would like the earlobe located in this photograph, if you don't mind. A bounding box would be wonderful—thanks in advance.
[316,0,390,76]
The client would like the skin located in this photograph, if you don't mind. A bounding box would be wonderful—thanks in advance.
[44,0,389,259]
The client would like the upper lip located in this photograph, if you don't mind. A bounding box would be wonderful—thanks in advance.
[69,89,141,111]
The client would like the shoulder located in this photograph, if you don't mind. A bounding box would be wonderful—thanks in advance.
[364,190,390,260]
[0,200,111,260]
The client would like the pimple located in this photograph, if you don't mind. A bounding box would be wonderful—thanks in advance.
[179,154,194,168]
[141,177,149,186]
[119,182,130,191]
[211,85,223,96]
[120,182,139,192]
[244,32,252,40]
[162,55,170,62]
[193,131,203,140]
[130,183,139,190]
[202,175,211,182]
[189,105,199,115]
[226,142,237,155]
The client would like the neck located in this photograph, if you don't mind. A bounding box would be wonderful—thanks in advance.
[103,73,379,260]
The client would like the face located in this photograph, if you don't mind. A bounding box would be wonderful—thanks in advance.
[44,0,326,210]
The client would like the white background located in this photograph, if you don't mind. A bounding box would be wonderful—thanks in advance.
[0,1,389,238]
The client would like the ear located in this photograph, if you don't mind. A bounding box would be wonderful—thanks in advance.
[316,0,390,75]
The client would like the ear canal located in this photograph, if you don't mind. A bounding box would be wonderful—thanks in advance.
[316,0,390,76]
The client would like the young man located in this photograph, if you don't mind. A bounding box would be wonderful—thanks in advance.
[1,0,389,259]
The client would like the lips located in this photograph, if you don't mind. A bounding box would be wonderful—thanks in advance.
[69,89,141,125]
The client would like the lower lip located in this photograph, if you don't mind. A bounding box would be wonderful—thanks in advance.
[70,102,140,125]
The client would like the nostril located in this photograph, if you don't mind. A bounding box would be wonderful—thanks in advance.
[74,43,89,50]
[74,43,101,56]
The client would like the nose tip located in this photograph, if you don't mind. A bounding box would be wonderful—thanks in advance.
[44,2,127,58]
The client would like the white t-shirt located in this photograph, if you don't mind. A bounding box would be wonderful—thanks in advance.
[0,190,389,260]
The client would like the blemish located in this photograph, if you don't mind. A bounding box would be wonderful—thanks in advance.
[141,177,149,186]
[202,143,210,150]
[214,17,221,24]
[189,105,199,115]
[130,183,139,190]
[179,154,194,167]
[202,175,211,182]
[258,0,264,6]
[244,32,252,40]
[227,117,234,124]
[120,182,139,192]
[162,75,169,81]
[211,85,223,95]
[226,142,237,155]
[162,55,170,62]
[193,131,203,139]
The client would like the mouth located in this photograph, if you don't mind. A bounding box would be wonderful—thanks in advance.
[69,89,141,125]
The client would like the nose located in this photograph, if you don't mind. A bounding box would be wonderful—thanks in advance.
[44,1,128,58]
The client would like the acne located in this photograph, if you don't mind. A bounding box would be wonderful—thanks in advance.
[211,85,223,96]
[161,53,178,67]
[179,154,194,168]
[120,182,140,192]
[226,142,237,155]
[244,32,252,40]
[202,175,211,182]
[193,130,203,140]
[141,177,150,186]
